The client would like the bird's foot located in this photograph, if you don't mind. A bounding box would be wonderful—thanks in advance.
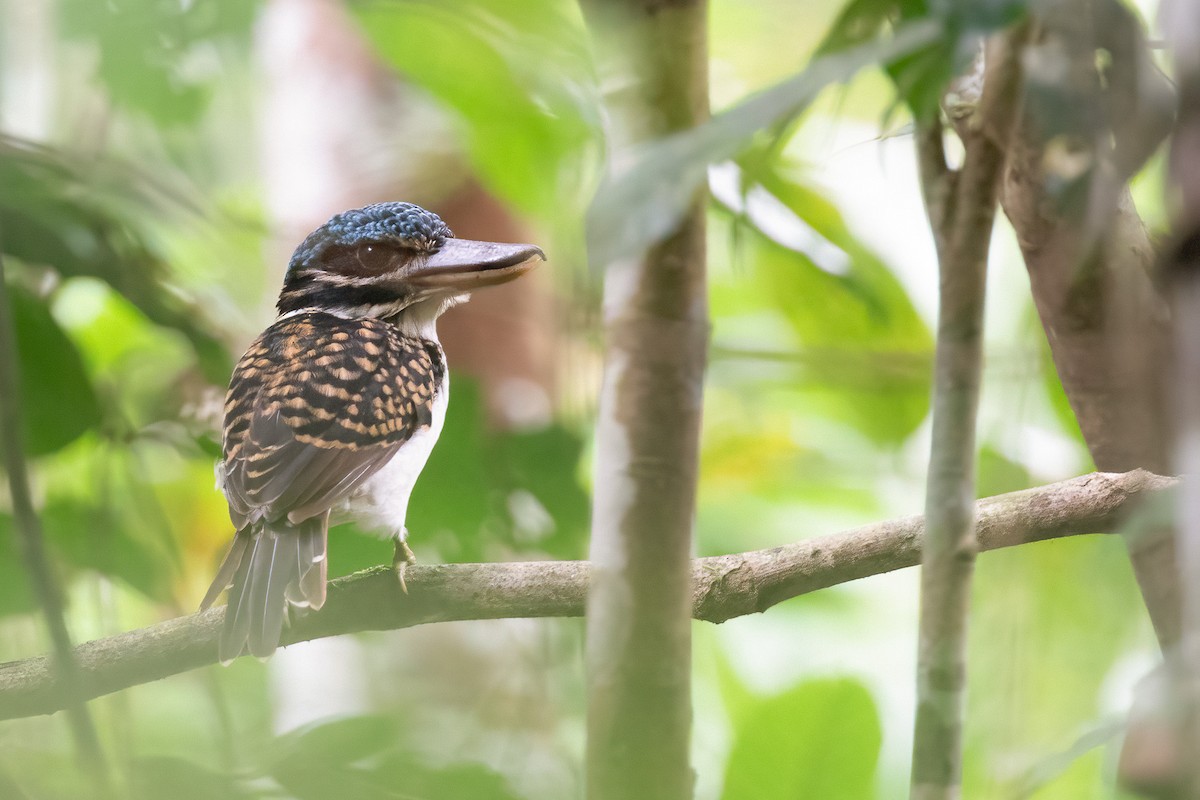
[392,535,416,595]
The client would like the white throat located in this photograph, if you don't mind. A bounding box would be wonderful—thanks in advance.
[388,293,468,339]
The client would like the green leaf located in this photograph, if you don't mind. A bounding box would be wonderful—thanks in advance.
[398,379,588,562]
[716,169,932,445]
[404,380,494,562]
[272,715,400,767]
[489,423,590,559]
[976,445,1032,498]
[0,516,36,617]
[132,756,247,800]
[43,496,176,602]
[265,716,524,800]
[360,751,528,800]
[10,285,101,456]
[722,678,882,800]
[59,0,259,125]
[588,20,941,266]
[0,138,231,384]
[355,0,600,219]
[817,0,1027,119]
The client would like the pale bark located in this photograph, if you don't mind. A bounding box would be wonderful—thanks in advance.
[0,470,1170,723]
[578,1,709,797]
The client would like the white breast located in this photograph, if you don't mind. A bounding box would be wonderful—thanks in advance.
[339,376,449,538]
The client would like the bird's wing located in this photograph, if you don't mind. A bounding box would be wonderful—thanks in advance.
[220,312,445,528]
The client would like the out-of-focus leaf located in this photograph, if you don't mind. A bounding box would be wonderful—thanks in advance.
[59,0,258,125]
[37,438,184,601]
[817,0,1027,118]
[400,380,589,563]
[1010,718,1124,797]
[355,0,600,219]
[0,766,29,800]
[717,169,933,445]
[132,756,247,800]
[721,677,882,800]
[588,21,940,266]
[327,382,494,575]
[0,138,231,384]
[267,715,526,800]
[10,285,101,456]
[0,516,36,617]
[817,0,897,55]
[489,424,590,559]
[399,380,493,562]
[268,716,401,800]
[43,496,176,602]
[976,445,1032,497]
[965,531,1144,795]
[371,754,527,800]
[272,715,399,767]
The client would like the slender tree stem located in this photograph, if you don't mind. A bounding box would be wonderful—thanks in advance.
[0,469,1170,723]
[0,235,110,788]
[910,28,1027,800]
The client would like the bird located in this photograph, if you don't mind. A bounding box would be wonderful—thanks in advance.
[199,201,543,662]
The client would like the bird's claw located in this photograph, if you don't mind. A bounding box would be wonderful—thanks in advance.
[392,538,416,595]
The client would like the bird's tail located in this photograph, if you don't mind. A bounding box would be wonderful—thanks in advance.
[200,512,329,663]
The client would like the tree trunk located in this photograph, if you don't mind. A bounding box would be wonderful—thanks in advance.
[995,0,1180,647]
[580,2,709,798]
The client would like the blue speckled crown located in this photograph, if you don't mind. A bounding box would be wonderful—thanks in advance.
[288,202,453,272]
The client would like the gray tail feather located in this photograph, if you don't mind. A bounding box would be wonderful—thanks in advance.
[203,513,329,663]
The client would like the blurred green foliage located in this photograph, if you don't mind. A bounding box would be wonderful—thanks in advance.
[722,678,882,800]
[0,0,1163,798]
[355,0,601,222]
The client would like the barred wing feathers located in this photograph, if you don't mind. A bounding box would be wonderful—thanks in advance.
[201,311,444,660]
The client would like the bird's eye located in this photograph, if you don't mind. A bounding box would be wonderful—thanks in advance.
[320,243,401,276]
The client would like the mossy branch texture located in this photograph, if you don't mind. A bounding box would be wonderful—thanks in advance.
[0,469,1171,723]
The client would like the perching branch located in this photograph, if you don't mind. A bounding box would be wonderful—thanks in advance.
[910,26,1027,800]
[0,233,109,789]
[0,470,1172,723]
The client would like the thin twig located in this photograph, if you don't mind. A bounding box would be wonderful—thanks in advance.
[914,115,953,255]
[0,469,1171,722]
[0,232,110,787]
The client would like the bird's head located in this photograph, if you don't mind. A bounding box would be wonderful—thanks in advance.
[277,202,544,327]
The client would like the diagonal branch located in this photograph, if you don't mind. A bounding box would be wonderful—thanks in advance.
[0,469,1171,723]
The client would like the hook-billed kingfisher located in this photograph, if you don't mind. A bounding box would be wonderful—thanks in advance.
[200,201,543,662]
